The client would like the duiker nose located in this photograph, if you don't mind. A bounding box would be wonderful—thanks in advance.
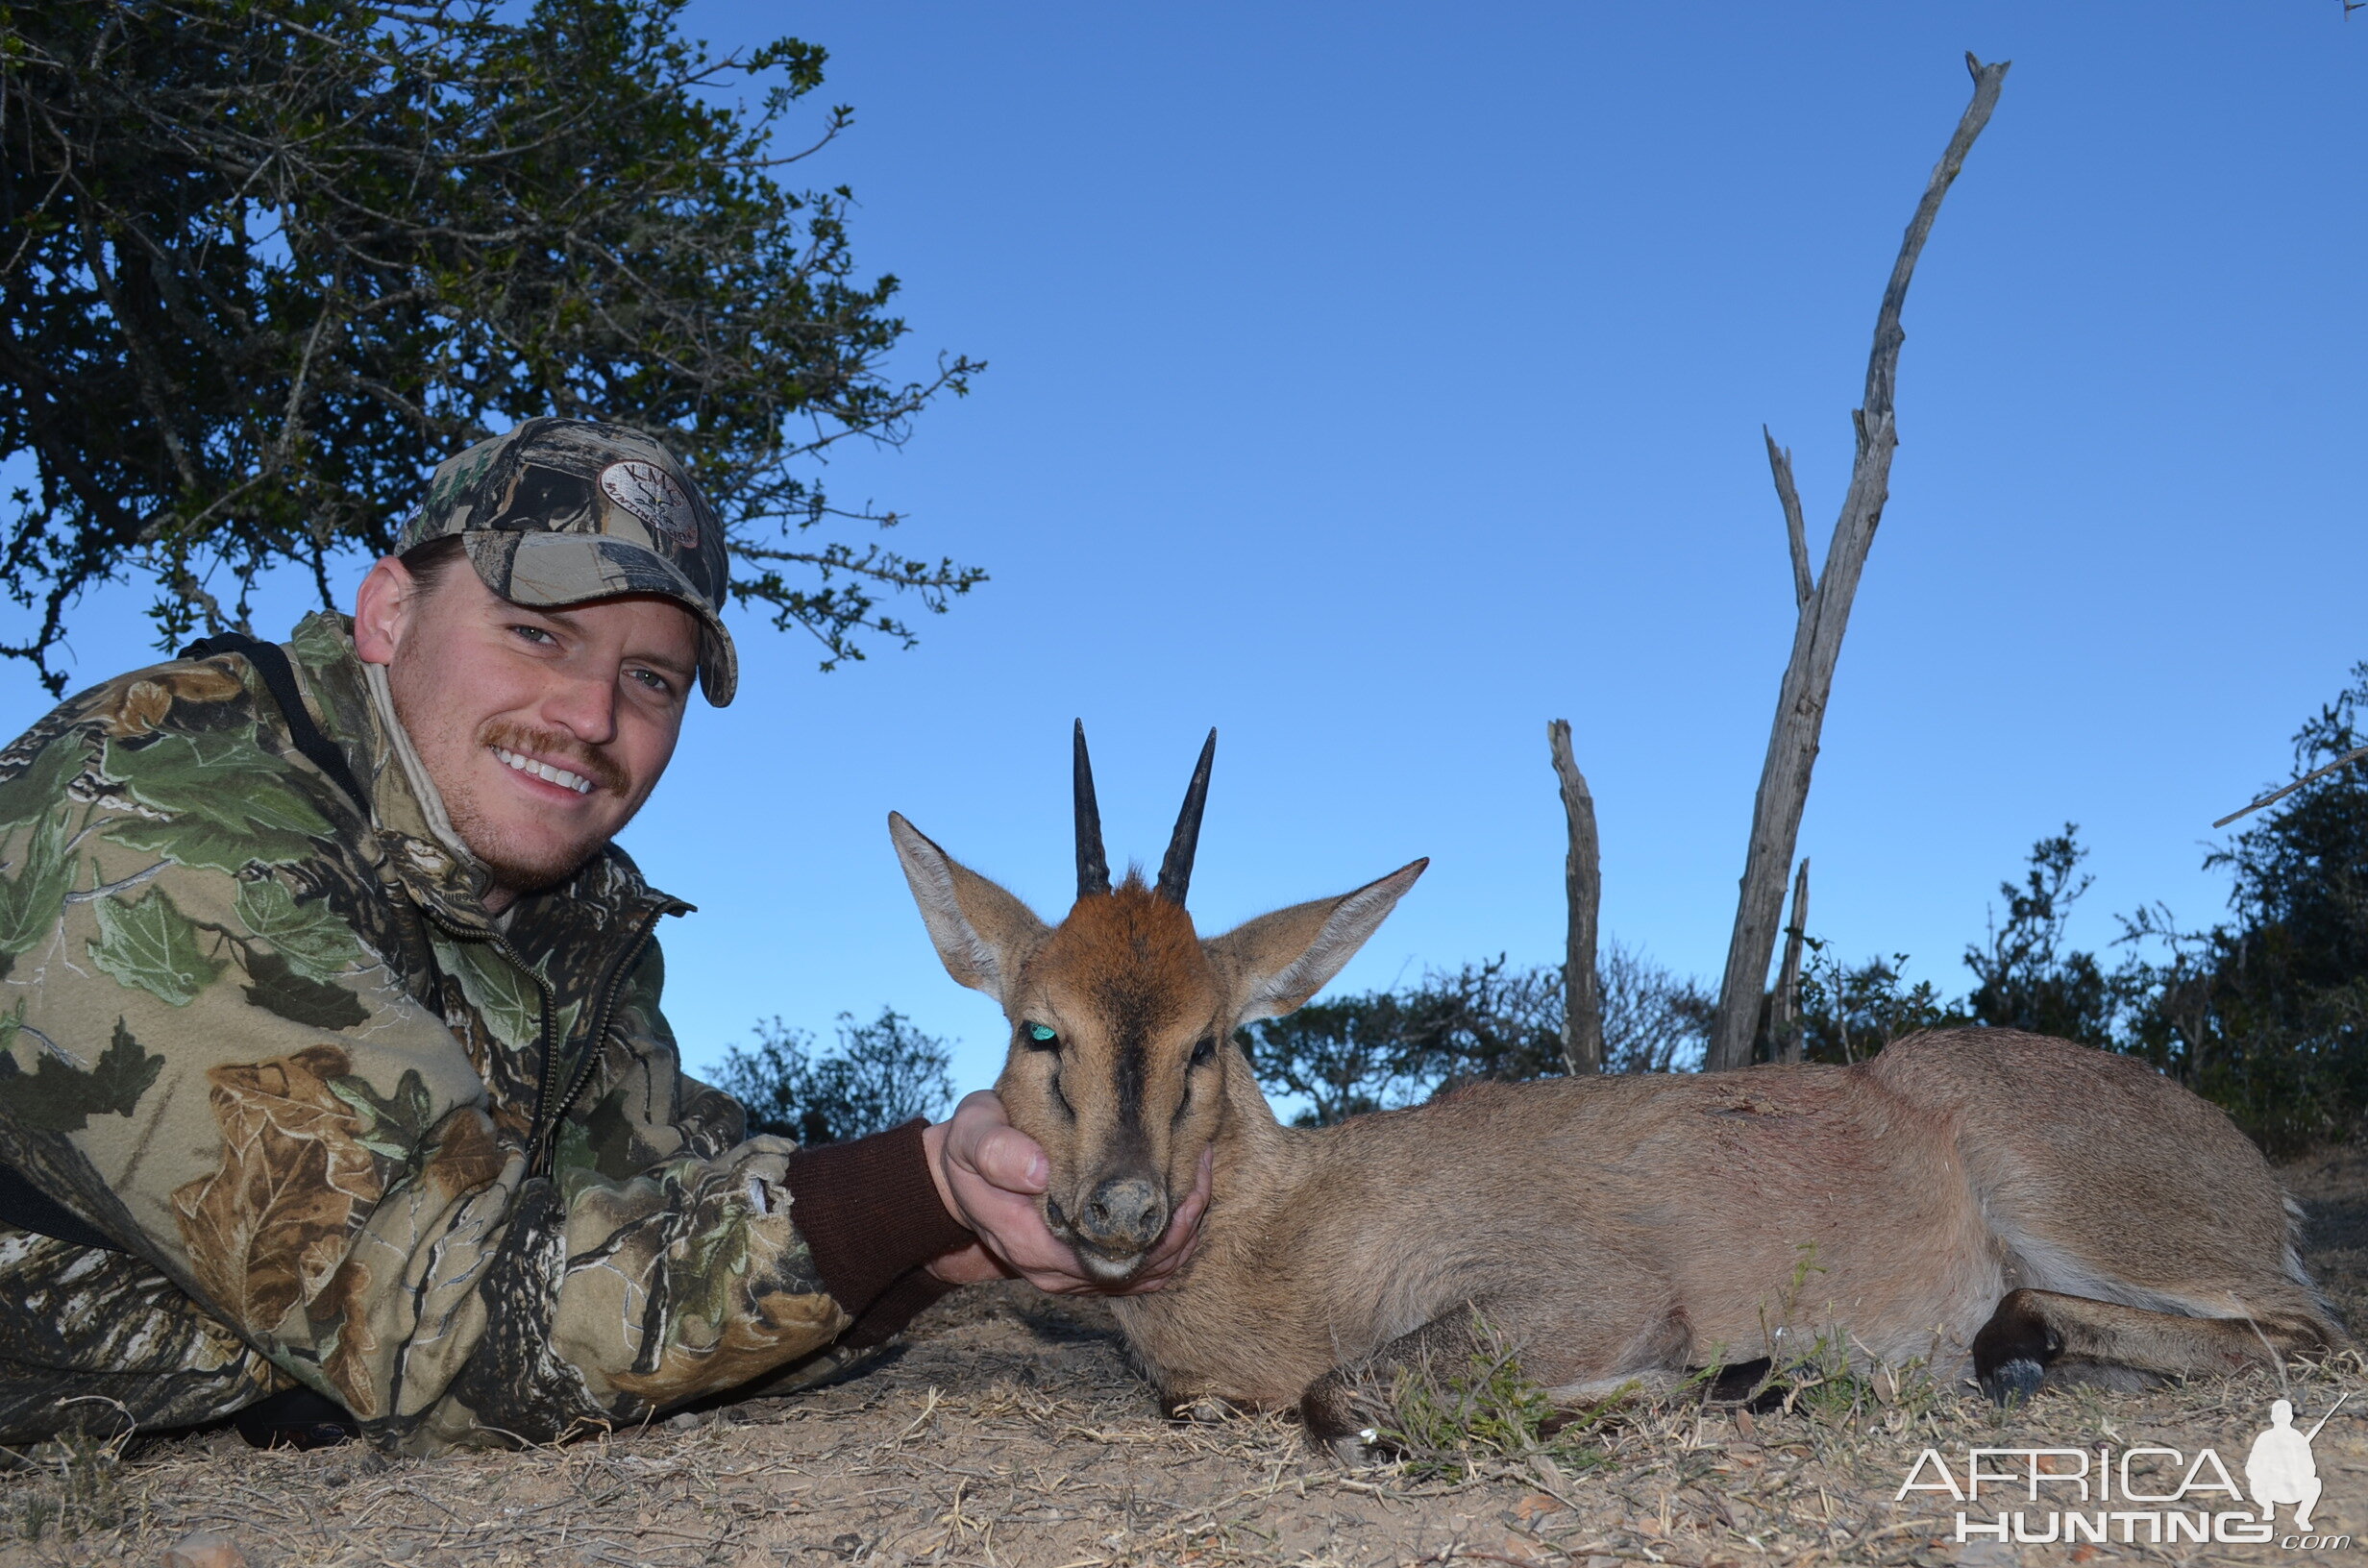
[1078,1177,1167,1252]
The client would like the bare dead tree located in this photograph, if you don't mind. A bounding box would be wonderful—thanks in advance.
[1768,858,1812,1065]
[1547,719,1603,1074]
[1703,54,2011,1070]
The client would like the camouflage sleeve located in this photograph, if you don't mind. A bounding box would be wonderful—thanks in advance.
[0,702,943,1454]
[546,943,971,1392]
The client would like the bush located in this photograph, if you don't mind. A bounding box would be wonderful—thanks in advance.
[714,1007,954,1145]
[2114,665,2368,1152]
[1962,826,2118,1048]
[1240,943,1711,1125]
[1781,665,2368,1152]
[1790,945,1963,1065]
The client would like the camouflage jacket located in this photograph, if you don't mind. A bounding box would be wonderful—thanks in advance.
[0,614,964,1453]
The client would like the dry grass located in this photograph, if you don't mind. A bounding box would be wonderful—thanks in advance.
[3,1150,2364,1568]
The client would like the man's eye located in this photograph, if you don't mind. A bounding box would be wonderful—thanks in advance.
[509,625,556,646]
[628,667,674,696]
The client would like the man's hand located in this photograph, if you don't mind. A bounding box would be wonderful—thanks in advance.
[923,1090,1210,1295]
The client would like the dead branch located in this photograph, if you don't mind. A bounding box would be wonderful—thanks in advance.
[1769,859,1811,1066]
[1764,428,1813,611]
[2212,745,2368,829]
[1705,53,2010,1071]
[1547,719,1603,1074]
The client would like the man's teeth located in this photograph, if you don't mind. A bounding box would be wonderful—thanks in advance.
[493,747,593,795]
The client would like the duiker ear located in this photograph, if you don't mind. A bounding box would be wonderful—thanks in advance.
[888,812,1050,1006]
[1204,859,1428,1023]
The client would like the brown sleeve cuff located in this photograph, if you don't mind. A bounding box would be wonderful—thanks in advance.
[785,1117,973,1322]
[838,1266,961,1350]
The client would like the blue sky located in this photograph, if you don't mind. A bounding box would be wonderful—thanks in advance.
[6,2,2362,1095]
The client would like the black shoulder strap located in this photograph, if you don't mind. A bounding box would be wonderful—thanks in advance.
[0,1163,122,1253]
[180,632,372,817]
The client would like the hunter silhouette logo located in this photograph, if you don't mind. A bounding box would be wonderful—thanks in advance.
[1896,1391,2353,1550]
[2248,1393,2347,1532]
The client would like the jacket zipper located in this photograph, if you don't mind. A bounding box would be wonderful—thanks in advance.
[527,909,661,1179]
[418,900,666,1182]
[421,907,561,1149]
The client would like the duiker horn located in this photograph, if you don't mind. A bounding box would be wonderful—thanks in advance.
[1153,729,1218,906]
[1073,720,1112,900]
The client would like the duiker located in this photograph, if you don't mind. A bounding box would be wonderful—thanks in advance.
[889,729,2343,1455]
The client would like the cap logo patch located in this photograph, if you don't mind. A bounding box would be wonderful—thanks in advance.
[599,459,702,549]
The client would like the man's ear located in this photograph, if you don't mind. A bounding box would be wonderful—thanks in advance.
[888,812,1050,1009]
[352,554,418,667]
[1202,859,1428,1024]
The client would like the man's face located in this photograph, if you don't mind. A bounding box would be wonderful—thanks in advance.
[354,555,699,902]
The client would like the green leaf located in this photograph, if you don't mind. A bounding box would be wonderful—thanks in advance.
[0,737,90,831]
[0,809,78,956]
[552,1116,596,1205]
[104,813,312,874]
[327,1067,436,1163]
[0,1018,166,1133]
[87,886,224,1006]
[239,948,369,1031]
[585,1088,638,1182]
[440,941,545,1051]
[286,615,353,671]
[234,875,364,982]
[98,726,331,871]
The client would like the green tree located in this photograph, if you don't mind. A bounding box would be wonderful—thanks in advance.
[1961,826,2119,1047]
[1789,945,1961,1065]
[2117,665,2368,1152]
[0,0,980,691]
[714,1008,954,1145]
[1240,945,1710,1126]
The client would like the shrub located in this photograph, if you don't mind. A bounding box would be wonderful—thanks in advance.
[714,1007,954,1145]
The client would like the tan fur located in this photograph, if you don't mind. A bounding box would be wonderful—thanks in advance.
[888,813,2346,1445]
[999,879,1224,1267]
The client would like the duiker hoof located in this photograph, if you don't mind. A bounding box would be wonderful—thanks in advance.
[1980,1357,2045,1406]
[1971,1288,2061,1406]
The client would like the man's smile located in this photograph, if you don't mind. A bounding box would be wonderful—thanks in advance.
[492,744,597,796]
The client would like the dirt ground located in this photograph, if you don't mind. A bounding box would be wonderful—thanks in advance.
[3,1143,2364,1568]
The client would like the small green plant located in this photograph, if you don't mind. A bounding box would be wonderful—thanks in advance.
[1370,1309,1622,1482]
[9,1418,131,1541]
[1742,1243,1947,1426]
[13,1493,58,1542]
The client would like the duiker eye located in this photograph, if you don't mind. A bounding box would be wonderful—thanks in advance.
[1190,1035,1217,1067]
[1024,1022,1059,1050]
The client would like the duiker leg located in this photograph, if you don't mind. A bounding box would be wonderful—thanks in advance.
[1973,1287,2340,1403]
[1298,1298,1691,1461]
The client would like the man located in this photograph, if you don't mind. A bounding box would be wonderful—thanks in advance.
[0,419,1203,1455]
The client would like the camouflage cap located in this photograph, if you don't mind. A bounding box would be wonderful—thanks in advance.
[396,418,738,705]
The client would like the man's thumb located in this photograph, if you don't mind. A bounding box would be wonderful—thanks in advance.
[978,1125,1049,1194]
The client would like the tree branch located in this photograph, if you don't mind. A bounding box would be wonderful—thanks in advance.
[1768,858,1810,1066]
[1764,426,1813,610]
[1705,54,2010,1071]
[2212,745,2368,829]
[1547,719,1602,1075]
